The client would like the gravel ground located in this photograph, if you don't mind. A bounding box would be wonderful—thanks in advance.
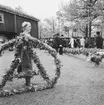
[0,50,104,105]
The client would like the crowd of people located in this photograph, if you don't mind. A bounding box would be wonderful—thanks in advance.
[42,31,104,55]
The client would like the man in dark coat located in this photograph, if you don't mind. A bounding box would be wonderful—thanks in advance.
[96,32,103,49]
[59,34,64,55]
[53,33,60,52]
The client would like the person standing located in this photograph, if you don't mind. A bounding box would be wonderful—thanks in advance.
[69,37,74,48]
[85,38,89,48]
[59,34,64,55]
[53,33,60,52]
[80,37,85,48]
[96,31,103,49]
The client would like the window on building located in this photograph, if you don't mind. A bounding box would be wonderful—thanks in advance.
[0,13,4,23]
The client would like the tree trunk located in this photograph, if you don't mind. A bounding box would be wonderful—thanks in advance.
[88,21,92,42]
[88,0,92,43]
[85,24,88,37]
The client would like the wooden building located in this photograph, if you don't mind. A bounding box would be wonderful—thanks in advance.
[0,4,39,40]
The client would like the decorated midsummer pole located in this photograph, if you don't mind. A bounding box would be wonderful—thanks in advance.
[0,21,61,97]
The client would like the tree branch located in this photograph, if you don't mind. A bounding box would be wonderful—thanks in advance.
[93,0,98,5]
[79,27,86,33]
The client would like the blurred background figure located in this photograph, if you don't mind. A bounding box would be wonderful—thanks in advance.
[95,31,103,49]
[93,35,97,47]
[59,34,64,55]
[74,38,80,48]
[85,37,89,48]
[0,37,3,48]
[69,37,74,48]
[80,36,85,48]
[53,33,60,52]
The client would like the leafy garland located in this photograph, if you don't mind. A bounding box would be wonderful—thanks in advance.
[63,48,103,55]
[0,34,61,97]
[63,48,104,66]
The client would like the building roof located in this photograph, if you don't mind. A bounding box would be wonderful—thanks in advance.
[0,4,39,22]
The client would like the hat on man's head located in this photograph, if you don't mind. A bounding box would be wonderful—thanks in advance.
[22,21,31,28]
[96,31,100,35]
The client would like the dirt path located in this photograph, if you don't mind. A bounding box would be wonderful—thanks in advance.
[0,51,104,105]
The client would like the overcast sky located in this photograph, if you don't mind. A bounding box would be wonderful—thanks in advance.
[0,0,69,20]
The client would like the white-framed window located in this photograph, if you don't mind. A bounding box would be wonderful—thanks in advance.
[0,13,4,23]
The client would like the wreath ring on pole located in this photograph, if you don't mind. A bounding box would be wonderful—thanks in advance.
[0,34,61,97]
